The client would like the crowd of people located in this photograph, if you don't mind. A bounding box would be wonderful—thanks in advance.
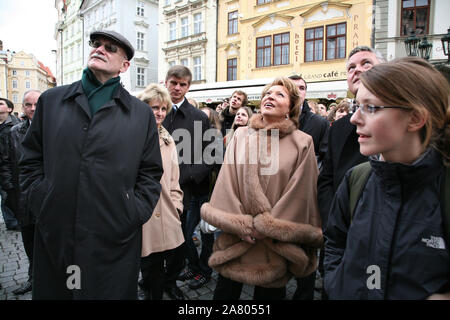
[0,29,449,300]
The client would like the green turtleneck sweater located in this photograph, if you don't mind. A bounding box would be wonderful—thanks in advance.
[81,68,121,116]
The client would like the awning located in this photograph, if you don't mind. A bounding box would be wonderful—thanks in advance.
[186,79,349,103]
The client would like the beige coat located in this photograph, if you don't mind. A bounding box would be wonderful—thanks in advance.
[201,115,323,288]
[141,126,184,257]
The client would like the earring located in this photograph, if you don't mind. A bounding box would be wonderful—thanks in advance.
[285,114,289,120]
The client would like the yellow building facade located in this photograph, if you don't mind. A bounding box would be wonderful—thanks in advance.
[217,0,373,100]
[7,52,55,115]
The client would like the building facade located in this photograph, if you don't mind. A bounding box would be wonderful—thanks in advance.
[54,0,159,92]
[195,0,373,104]
[55,0,84,86]
[374,0,449,63]
[5,51,56,114]
[158,0,217,85]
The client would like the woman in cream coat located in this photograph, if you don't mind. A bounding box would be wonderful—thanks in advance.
[201,77,323,300]
[137,84,184,300]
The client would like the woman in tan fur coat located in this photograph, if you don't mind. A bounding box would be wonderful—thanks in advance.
[201,77,323,300]
[136,84,184,300]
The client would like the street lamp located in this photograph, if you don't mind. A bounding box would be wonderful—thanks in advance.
[404,31,420,57]
[418,36,433,60]
[441,28,450,63]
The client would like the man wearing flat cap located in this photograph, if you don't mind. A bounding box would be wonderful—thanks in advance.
[19,30,163,299]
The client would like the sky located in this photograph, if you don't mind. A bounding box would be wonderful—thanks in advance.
[0,0,58,75]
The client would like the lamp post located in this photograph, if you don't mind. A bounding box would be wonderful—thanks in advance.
[404,31,420,57]
[441,28,450,64]
[418,36,433,60]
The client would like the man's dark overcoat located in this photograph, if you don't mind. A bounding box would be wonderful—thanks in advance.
[162,98,211,208]
[20,81,163,299]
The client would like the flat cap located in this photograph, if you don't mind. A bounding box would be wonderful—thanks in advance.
[90,30,134,60]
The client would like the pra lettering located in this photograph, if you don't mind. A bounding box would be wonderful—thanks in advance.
[366,265,381,290]
[66,265,81,290]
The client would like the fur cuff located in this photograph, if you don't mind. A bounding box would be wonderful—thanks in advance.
[209,233,252,268]
[201,203,253,237]
[253,212,323,247]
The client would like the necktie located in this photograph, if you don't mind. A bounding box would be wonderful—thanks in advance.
[171,104,178,121]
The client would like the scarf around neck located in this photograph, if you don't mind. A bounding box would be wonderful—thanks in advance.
[81,68,120,116]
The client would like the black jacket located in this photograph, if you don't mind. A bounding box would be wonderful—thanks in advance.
[20,81,163,299]
[162,98,212,208]
[219,106,236,137]
[324,148,450,299]
[317,114,367,228]
[298,100,329,165]
[5,120,31,225]
[0,115,20,192]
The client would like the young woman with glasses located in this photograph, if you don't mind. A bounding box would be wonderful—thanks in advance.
[324,57,450,300]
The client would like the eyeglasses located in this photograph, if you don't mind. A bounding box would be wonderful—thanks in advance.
[88,40,119,54]
[350,101,410,115]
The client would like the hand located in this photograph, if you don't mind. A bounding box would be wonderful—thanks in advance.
[426,292,450,300]
[251,229,266,240]
[241,235,256,244]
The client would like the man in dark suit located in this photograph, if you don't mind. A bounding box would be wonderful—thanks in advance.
[161,65,212,299]
[289,74,329,169]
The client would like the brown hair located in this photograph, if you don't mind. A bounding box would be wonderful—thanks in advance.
[327,99,350,122]
[165,65,192,84]
[231,90,249,107]
[360,56,450,165]
[260,77,301,127]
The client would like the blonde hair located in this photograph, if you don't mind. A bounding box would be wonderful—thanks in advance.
[360,56,450,165]
[260,77,301,127]
[136,83,172,113]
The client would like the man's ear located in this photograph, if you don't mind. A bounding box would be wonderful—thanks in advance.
[407,108,428,133]
[120,60,131,74]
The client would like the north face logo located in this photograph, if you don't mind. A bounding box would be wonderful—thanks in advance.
[421,236,446,250]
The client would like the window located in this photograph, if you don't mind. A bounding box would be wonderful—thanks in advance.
[169,61,176,67]
[137,1,144,16]
[193,56,202,81]
[12,80,18,89]
[256,36,271,67]
[12,70,17,76]
[326,23,346,60]
[181,17,189,38]
[169,21,177,40]
[401,0,430,36]
[137,67,145,87]
[25,70,30,76]
[165,0,171,6]
[137,32,145,51]
[227,58,237,81]
[228,11,238,35]
[305,27,323,62]
[194,13,202,34]
[273,32,290,65]
[26,81,31,89]
[181,58,188,67]
[256,32,290,68]
[257,0,271,4]
[13,94,18,103]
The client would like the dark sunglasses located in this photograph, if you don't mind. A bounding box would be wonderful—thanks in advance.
[88,40,119,54]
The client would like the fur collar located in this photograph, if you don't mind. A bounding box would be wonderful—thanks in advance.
[159,125,173,145]
[249,114,296,138]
